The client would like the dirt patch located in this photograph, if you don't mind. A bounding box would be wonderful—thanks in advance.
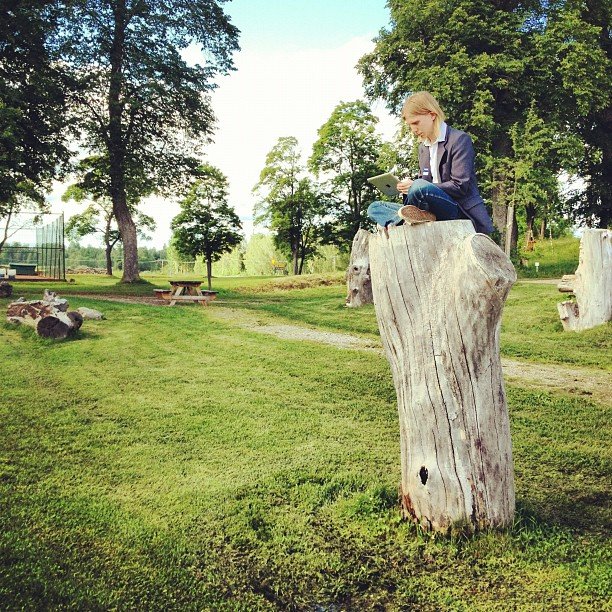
[209,306,380,351]
[233,273,345,293]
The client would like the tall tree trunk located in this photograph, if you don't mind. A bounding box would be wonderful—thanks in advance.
[105,242,113,275]
[369,220,516,532]
[292,247,299,275]
[206,255,212,290]
[597,107,612,228]
[492,179,508,237]
[491,136,517,252]
[539,217,547,240]
[0,202,14,255]
[525,205,536,249]
[108,0,140,283]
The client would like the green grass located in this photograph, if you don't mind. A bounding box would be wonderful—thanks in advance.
[516,235,580,279]
[1,272,610,609]
[7,270,611,370]
[221,281,610,370]
[4,272,286,297]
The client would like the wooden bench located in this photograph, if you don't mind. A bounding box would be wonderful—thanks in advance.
[558,274,576,293]
[169,292,218,306]
[154,288,218,306]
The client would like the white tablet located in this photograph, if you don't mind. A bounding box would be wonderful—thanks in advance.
[367,172,400,197]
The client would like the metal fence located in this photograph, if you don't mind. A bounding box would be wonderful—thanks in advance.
[0,213,65,280]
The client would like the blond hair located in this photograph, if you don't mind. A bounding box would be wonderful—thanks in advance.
[401,91,446,141]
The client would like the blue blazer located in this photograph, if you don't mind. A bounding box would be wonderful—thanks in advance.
[411,125,494,234]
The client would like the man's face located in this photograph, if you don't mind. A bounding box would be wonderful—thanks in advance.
[404,112,436,140]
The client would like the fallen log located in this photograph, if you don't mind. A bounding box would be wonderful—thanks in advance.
[7,291,83,339]
[345,229,373,307]
[369,220,516,533]
[558,229,611,331]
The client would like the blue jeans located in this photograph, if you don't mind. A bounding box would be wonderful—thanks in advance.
[367,179,460,227]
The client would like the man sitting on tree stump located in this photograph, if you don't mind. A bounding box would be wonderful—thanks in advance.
[368,91,494,235]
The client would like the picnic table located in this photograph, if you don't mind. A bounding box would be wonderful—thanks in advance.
[154,280,217,306]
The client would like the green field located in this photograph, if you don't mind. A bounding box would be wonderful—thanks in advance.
[0,272,610,610]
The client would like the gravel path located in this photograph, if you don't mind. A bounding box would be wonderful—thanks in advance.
[208,306,610,406]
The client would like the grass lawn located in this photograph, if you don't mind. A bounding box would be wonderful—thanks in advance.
[0,270,610,609]
[516,235,580,279]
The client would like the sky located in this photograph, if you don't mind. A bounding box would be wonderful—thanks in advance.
[51,0,399,248]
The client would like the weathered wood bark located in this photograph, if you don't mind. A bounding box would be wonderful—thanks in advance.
[369,220,516,532]
[108,1,140,283]
[558,229,611,331]
[345,229,373,307]
[7,291,83,339]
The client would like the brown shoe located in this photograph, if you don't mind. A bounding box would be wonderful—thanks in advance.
[399,205,436,224]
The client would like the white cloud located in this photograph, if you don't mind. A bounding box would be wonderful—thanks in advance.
[51,35,398,249]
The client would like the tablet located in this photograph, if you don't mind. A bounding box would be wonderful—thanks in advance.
[367,172,400,197]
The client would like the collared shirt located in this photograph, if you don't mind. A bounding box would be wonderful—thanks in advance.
[423,122,447,184]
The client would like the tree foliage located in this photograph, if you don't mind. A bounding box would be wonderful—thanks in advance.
[508,104,581,244]
[254,137,327,275]
[0,0,71,221]
[533,0,611,227]
[54,0,240,282]
[171,164,242,290]
[309,101,382,249]
[358,0,612,234]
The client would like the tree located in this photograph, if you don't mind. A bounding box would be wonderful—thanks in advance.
[54,0,240,282]
[171,164,242,290]
[508,105,581,247]
[359,1,612,238]
[377,125,419,182]
[533,1,611,228]
[358,0,545,245]
[309,101,383,249]
[243,233,284,276]
[63,191,155,276]
[254,137,326,275]
[0,0,71,240]
[63,154,156,274]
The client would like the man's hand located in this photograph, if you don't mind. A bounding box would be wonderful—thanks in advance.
[397,178,414,194]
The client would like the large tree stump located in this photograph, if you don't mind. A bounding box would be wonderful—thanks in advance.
[7,290,83,339]
[345,229,373,307]
[369,220,516,532]
[557,229,611,332]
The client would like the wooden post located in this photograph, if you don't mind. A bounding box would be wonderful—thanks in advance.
[345,229,373,307]
[558,229,611,332]
[369,220,516,532]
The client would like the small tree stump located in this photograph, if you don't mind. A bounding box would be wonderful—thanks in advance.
[0,282,13,298]
[369,220,516,532]
[7,291,83,340]
[558,229,611,331]
[345,229,373,307]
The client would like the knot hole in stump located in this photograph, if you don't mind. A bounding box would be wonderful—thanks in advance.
[419,466,428,485]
